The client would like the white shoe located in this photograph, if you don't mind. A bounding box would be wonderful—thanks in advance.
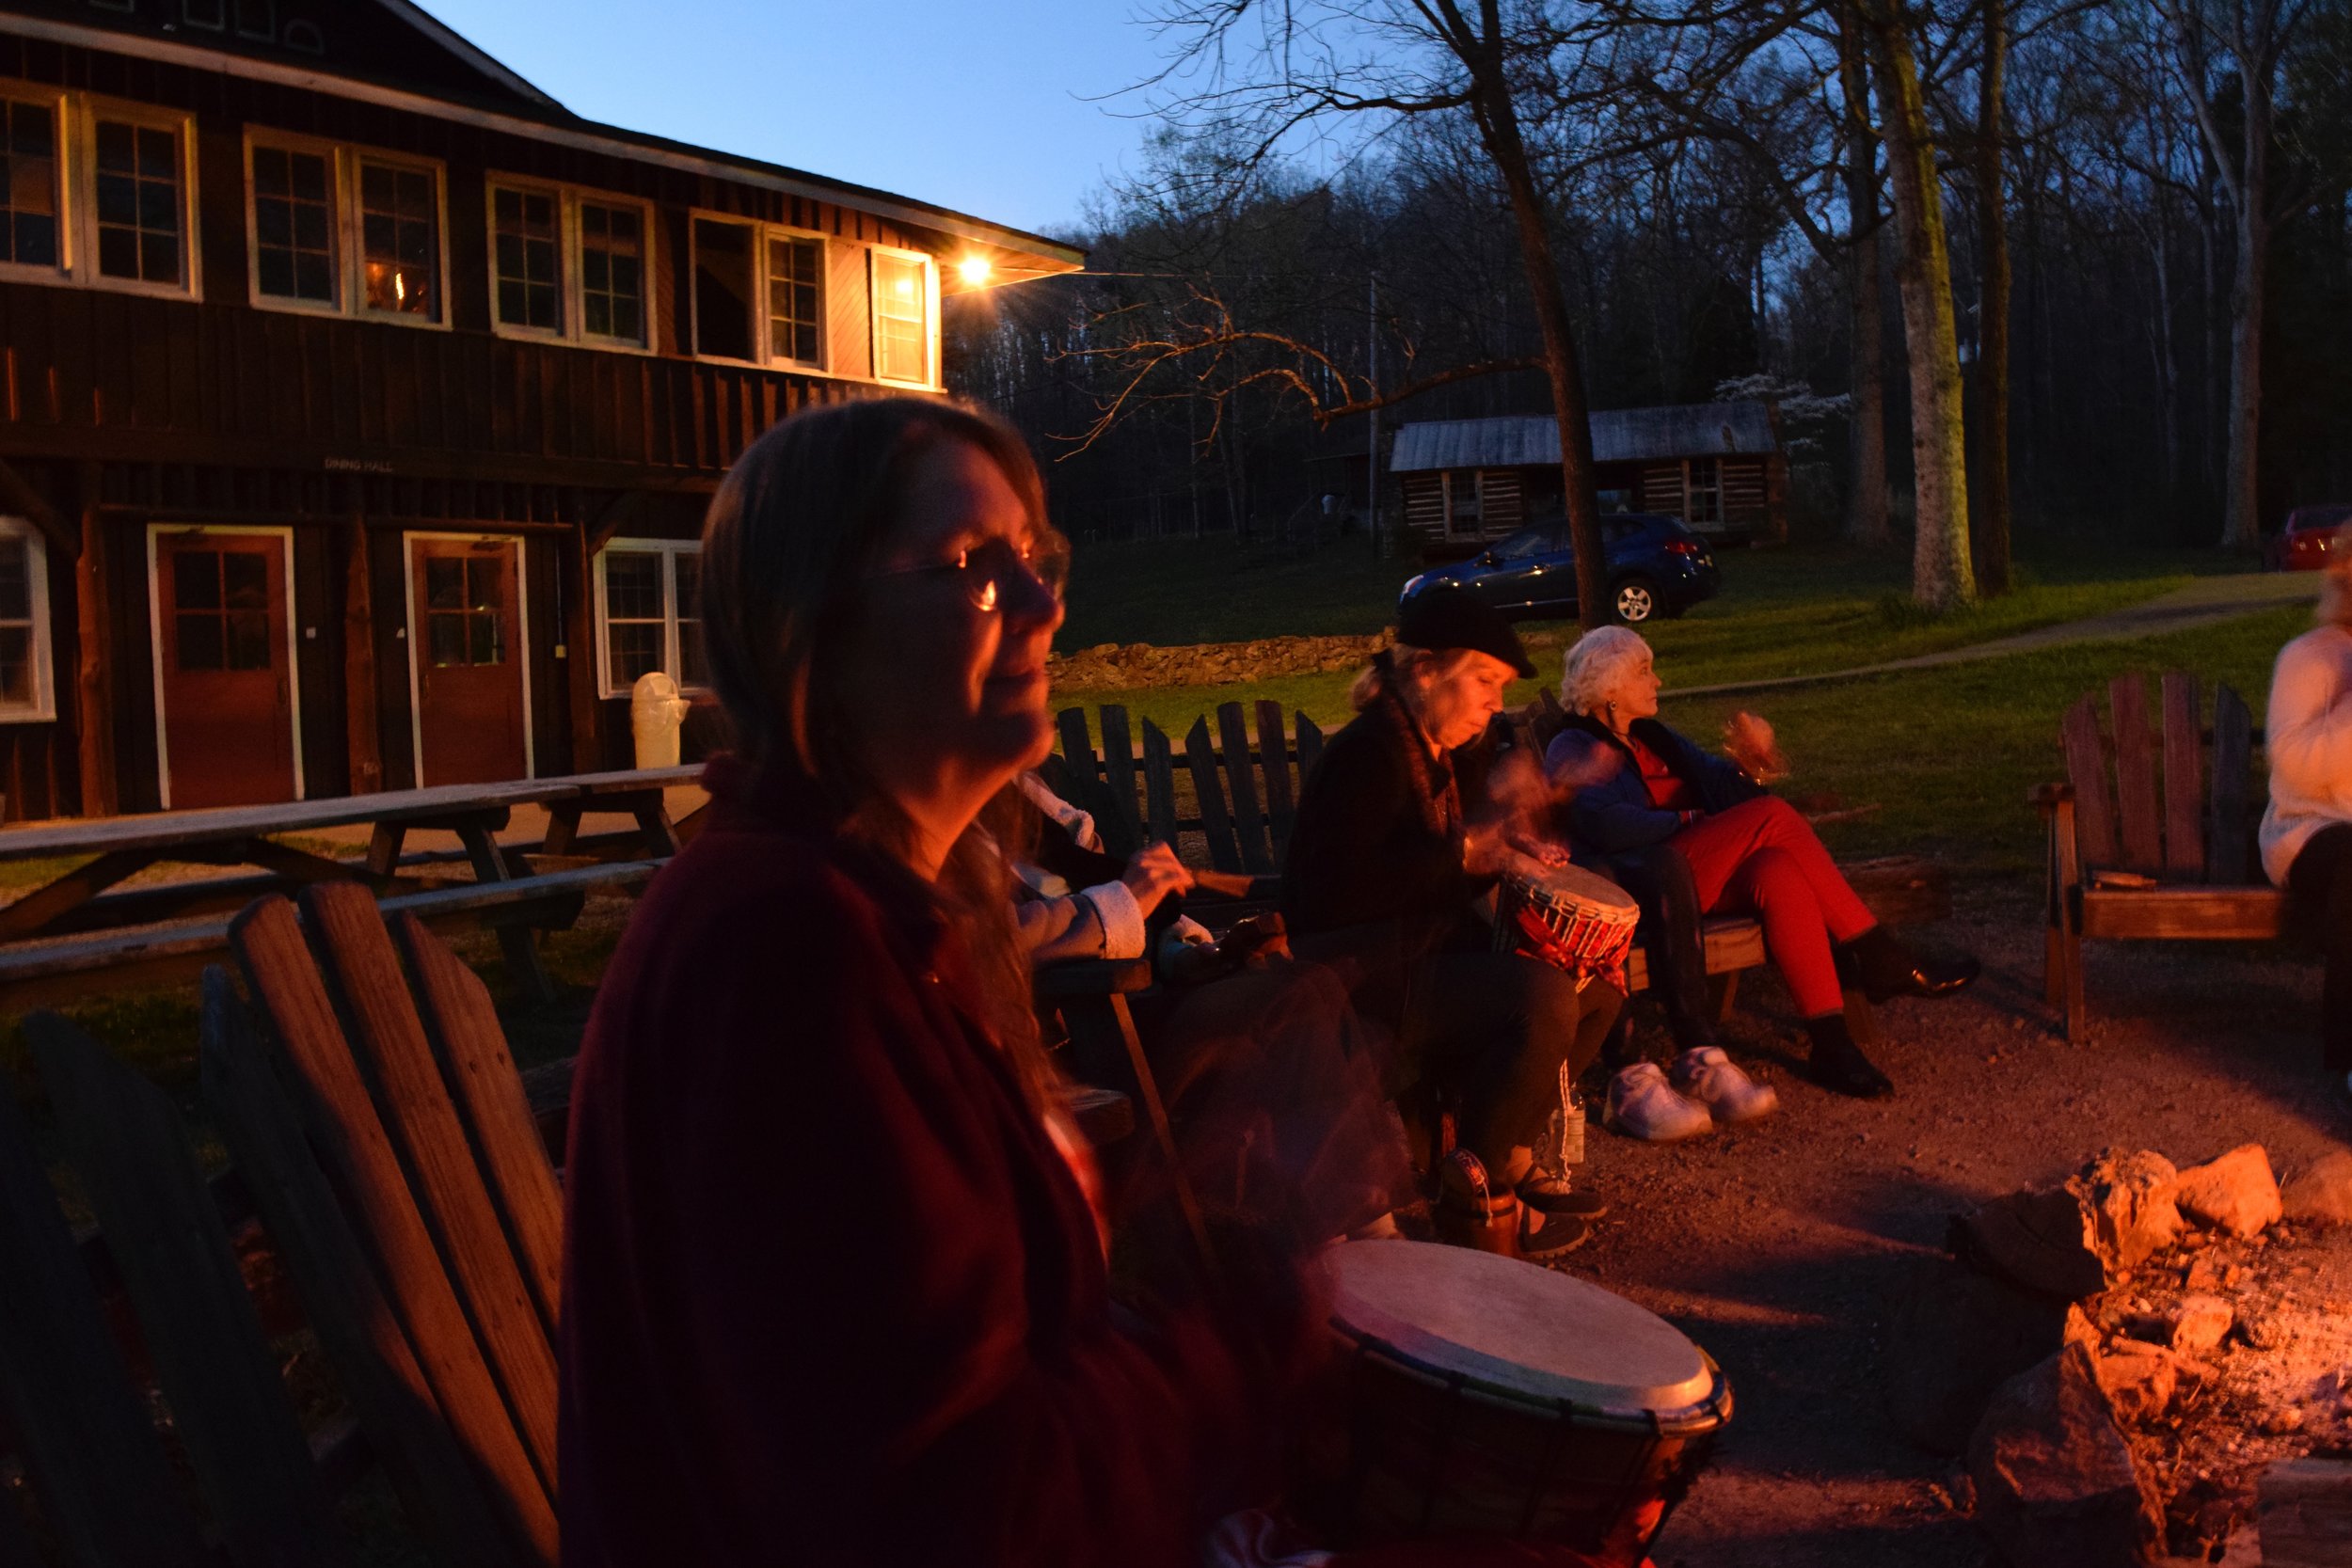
[1604,1062,1714,1142]
[1671,1046,1779,1125]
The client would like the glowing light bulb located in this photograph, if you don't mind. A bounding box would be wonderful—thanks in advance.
[956,255,992,286]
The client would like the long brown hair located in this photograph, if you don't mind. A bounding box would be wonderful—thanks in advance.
[698,396,1058,1110]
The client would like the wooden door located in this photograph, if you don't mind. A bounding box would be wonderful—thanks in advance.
[409,538,528,787]
[155,531,298,809]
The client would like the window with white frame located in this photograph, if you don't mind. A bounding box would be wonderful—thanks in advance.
[486,180,651,349]
[691,215,827,370]
[92,111,192,290]
[0,89,201,296]
[870,248,931,386]
[0,521,55,722]
[595,540,704,698]
[245,134,446,324]
[1683,458,1722,528]
[0,94,61,273]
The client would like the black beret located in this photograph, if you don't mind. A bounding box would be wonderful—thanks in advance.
[1394,587,1536,679]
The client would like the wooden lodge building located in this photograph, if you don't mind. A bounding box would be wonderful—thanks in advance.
[0,0,1081,820]
[1391,402,1787,548]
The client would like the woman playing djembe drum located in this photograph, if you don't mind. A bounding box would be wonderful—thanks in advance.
[1547,626,1979,1110]
[1282,590,1625,1259]
[558,399,1319,1566]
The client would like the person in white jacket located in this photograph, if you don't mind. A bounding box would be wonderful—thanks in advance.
[2260,529,2352,1083]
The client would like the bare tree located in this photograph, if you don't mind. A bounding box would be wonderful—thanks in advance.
[2152,0,2315,547]
[1973,0,2015,594]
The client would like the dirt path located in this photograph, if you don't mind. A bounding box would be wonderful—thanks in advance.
[1673,573,2321,701]
[1570,885,2342,1567]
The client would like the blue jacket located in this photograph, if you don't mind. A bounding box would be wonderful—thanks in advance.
[1543,713,1766,857]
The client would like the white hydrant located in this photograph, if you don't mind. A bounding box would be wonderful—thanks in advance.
[629,671,691,768]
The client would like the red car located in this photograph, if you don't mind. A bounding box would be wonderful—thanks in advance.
[2268,503,2352,570]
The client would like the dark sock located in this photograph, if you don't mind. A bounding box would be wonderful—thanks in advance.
[1842,925,1910,992]
[1804,1013,1895,1099]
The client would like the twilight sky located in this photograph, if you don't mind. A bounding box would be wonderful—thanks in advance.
[411,0,1172,239]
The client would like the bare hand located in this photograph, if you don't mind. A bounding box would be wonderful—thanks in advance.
[1120,842,1195,917]
[1723,710,1788,782]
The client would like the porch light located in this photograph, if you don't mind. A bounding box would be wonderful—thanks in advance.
[957,255,992,286]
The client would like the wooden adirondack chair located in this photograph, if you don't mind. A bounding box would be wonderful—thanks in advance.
[2035,669,2283,1042]
[201,879,564,1568]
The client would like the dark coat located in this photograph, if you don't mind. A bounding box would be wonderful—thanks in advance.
[1544,712,1765,858]
[1279,667,1492,979]
[559,756,1261,1568]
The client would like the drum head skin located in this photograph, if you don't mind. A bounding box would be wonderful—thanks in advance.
[1322,1241,1716,1418]
[1520,862,1639,916]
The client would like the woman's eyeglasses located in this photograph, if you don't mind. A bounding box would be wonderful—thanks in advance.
[879,536,1070,612]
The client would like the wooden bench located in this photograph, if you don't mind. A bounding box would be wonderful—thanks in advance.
[2035,669,2282,1042]
[0,859,661,1013]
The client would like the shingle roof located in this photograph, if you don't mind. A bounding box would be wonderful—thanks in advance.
[1389,403,1779,473]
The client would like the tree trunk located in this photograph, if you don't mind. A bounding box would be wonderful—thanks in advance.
[2219,54,2271,550]
[1973,0,2013,596]
[1868,0,1976,610]
[1837,3,1891,548]
[1471,52,1608,627]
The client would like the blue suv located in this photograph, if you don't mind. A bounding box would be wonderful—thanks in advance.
[1399,514,1720,624]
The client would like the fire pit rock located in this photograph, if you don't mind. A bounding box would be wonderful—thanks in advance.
[1967,1339,2166,1568]
[2069,1150,2184,1274]
[2168,1293,2234,1355]
[2281,1150,2352,1227]
[2173,1145,2282,1238]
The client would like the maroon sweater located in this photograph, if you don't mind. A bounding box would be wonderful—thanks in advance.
[558,759,1256,1566]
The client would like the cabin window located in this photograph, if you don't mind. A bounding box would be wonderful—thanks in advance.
[0,99,59,271]
[358,158,440,323]
[691,217,756,361]
[250,145,335,305]
[93,119,185,286]
[579,200,644,346]
[767,235,823,368]
[0,521,53,723]
[1683,458,1722,528]
[871,248,931,386]
[595,539,704,699]
[491,185,562,333]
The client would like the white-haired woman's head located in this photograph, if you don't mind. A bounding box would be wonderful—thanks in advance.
[1561,625,1661,729]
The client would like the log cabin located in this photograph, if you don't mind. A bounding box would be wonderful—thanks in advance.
[0,0,1083,818]
[1391,403,1788,551]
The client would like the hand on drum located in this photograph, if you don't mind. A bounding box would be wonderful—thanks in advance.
[1722,710,1788,783]
[1120,842,1197,917]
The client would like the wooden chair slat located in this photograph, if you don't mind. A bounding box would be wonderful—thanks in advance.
[199,968,528,1568]
[1053,707,1107,832]
[1140,719,1180,848]
[2161,671,2206,879]
[1216,703,1276,875]
[1184,718,1244,874]
[393,911,564,1343]
[1097,705,1146,860]
[1295,711,1325,784]
[0,1059,207,1568]
[2210,683,2255,885]
[294,883,560,1489]
[30,1013,334,1568]
[2059,693,2118,869]
[1255,700,1296,863]
[2109,673,2163,872]
[228,895,557,1558]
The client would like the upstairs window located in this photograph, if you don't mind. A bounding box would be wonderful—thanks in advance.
[93,117,185,286]
[691,216,755,361]
[358,157,440,322]
[870,247,931,386]
[0,97,59,271]
[594,539,703,698]
[487,181,652,350]
[767,234,822,368]
[249,143,334,304]
[691,214,831,370]
[0,520,54,722]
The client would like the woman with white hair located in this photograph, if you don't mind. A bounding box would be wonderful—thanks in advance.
[2261,530,2352,1085]
[1546,626,1978,1111]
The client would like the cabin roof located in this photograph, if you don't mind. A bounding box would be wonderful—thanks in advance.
[0,0,1087,274]
[1389,403,1780,473]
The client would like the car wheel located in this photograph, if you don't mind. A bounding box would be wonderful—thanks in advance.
[1613,577,1660,624]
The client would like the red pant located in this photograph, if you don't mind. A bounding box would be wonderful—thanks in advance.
[1671,796,1876,1018]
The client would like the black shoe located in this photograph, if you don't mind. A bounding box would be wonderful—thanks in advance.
[1845,927,1981,1005]
[1804,1015,1895,1099]
[1518,1172,1608,1220]
[1518,1207,1592,1259]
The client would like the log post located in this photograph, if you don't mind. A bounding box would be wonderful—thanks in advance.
[342,514,382,795]
[73,467,115,819]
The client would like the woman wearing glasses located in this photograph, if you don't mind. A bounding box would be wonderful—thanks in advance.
[557,400,1311,1566]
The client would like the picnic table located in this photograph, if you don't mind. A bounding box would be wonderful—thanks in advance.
[0,765,703,1006]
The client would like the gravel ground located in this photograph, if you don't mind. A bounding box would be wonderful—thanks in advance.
[1552,883,2346,1568]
